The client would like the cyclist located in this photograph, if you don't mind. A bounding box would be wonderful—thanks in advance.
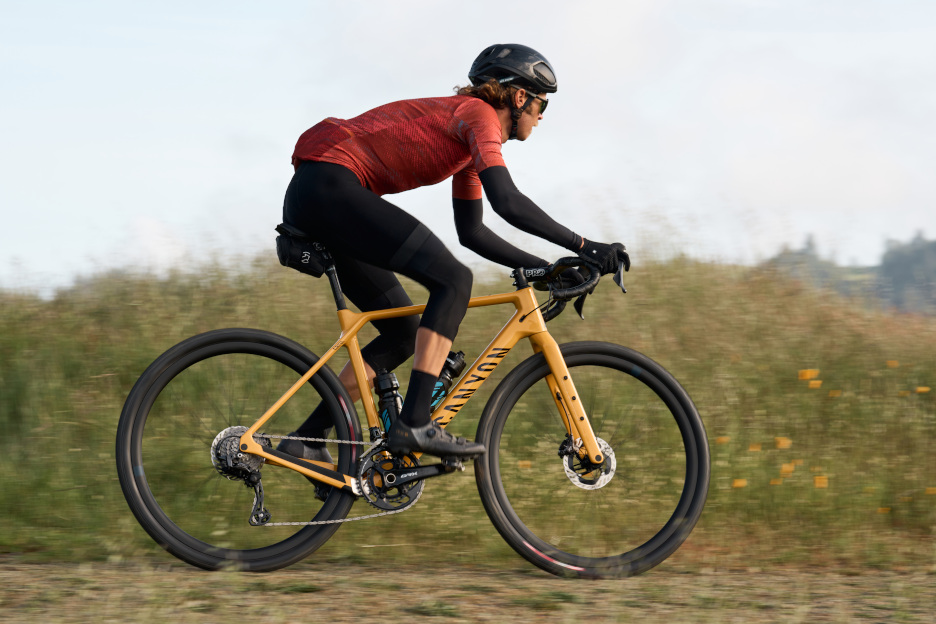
[279,43,630,468]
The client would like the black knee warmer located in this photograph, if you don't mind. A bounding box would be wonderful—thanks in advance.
[391,226,473,341]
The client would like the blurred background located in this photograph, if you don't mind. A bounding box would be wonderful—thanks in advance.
[2,0,935,294]
[0,0,933,572]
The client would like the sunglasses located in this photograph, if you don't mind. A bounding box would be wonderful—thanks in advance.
[528,93,549,114]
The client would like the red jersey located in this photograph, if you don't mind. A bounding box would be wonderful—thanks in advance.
[291,96,506,201]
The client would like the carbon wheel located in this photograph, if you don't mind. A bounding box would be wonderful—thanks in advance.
[116,329,361,571]
[475,341,709,578]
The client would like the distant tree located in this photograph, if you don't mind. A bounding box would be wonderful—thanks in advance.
[764,234,841,291]
[803,234,816,257]
[880,231,936,313]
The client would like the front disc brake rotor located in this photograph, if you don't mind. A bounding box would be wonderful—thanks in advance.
[563,437,616,490]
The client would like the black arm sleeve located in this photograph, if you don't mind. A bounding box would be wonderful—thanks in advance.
[453,198,548,269]
[478,166,581,251]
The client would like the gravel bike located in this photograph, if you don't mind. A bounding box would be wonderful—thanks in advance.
[116,235,710,579]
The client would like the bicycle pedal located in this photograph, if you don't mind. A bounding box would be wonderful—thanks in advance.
[441,457,466,472]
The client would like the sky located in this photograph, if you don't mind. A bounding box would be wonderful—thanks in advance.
[2,0,934,294]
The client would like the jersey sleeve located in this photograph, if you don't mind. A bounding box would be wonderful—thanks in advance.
[452,165,483,200]
[453,98,505,177]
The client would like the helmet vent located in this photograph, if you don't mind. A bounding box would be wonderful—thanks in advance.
[533,62,556,87]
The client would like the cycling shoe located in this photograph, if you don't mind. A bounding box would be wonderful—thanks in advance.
[388,420,485,458]
[276,434,334,502]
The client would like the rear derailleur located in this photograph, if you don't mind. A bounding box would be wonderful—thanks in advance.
[211,426,272,526]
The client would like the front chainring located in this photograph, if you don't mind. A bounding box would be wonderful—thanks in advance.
[358,445,424,511]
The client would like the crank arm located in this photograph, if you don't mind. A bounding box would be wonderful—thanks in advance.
[385,462,462,489]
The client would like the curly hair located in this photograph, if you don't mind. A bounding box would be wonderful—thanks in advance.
[455,78,515,109]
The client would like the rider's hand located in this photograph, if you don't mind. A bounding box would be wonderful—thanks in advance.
[532,265,585,291]
[578,239,631,275]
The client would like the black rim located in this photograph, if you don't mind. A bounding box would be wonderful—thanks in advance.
[117,330,359,569]
[478,343,709,577]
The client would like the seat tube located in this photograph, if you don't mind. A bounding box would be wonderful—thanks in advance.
[529,334,605,465]
[335,309,379,429]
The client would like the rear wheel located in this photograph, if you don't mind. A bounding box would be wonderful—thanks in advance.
[475,341,709,578]
[116,328,361,571]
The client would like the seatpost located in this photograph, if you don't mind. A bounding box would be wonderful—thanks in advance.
[309,244,346,310]
[324,264,347,311]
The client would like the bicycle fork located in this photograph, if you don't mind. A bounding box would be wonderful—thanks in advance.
[529,334,605,466]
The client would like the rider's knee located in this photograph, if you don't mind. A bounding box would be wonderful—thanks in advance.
[423,260,472,340]
[447,260,473,309]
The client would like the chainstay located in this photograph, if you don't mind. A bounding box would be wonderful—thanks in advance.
[253,433,423,526]
[256,433,374,446]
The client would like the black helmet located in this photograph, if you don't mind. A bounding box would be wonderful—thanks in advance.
[468,43,558,94]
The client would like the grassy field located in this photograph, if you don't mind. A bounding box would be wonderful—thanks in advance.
[1,256,934,574]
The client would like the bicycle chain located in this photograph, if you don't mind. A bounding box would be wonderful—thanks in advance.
[252,433,422,526]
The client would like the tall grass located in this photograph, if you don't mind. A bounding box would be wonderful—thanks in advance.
[0,256,933,570]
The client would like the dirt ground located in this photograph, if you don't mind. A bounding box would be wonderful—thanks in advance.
[1,557,934,623]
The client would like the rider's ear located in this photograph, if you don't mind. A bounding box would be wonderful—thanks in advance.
[513,88,527,108]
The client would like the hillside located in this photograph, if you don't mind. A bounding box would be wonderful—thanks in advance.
[0,256,933,571]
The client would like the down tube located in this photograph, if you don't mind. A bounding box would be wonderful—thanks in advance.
[431,311,543,427]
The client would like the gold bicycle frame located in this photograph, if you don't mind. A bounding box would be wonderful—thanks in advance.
[238,285,604,494]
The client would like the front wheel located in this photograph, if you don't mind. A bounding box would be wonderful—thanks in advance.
[475,341,710,578]
[116,328,361,571]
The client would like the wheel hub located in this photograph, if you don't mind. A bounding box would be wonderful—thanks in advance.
[211,426,269,480]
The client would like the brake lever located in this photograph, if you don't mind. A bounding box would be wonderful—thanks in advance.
[573,293,588,320]
[612,264,627,294]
